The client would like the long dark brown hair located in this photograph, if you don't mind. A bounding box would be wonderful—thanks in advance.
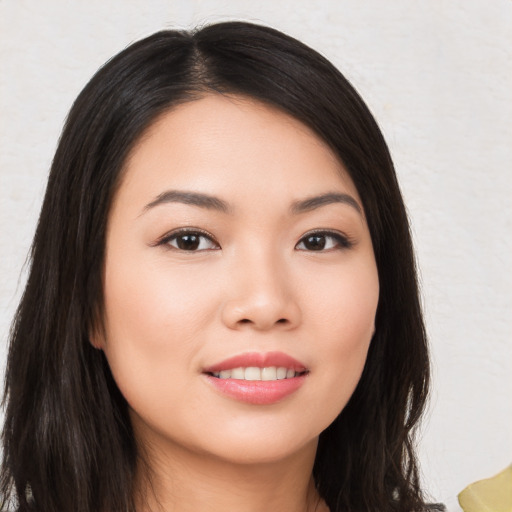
[1,21,430,512]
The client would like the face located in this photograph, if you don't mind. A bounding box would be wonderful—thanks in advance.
[95,94,379,465]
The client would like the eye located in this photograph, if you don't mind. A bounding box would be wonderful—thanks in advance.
[158,229,219,251]
[295,231,353,251]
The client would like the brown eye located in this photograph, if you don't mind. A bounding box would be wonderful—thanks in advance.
[295,231,352,251]
[175,234,201,250]
[161,230,219,251]
[302,234,327,251]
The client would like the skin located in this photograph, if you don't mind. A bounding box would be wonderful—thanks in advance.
[93,94,379,512]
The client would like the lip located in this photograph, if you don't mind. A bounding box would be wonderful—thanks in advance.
[203,351,308,405]
[203,351,307,373]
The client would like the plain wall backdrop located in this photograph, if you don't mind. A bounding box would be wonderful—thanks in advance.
[1,1,511,510]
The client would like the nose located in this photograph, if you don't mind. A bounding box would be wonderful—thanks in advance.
[221,252,302,332]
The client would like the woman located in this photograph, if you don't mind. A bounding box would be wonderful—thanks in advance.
[1,21,430,512]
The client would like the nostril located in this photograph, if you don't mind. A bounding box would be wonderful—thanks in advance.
[237,318,288,326]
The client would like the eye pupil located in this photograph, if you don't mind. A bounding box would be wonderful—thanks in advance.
[304,235,326,250]
[177,234,200,250]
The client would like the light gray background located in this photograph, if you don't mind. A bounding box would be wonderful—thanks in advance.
[1,2,511,510]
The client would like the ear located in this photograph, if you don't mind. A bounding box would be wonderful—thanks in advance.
[89,320,106,350]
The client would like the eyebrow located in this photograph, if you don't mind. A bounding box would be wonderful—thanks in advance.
[142,190,362,216]
[290,192,362,216]
[143,190,231,214]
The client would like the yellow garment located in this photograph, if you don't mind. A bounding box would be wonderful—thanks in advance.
[458,465,512,512]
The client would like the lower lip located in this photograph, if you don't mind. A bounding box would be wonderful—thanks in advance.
[205,374,307,405]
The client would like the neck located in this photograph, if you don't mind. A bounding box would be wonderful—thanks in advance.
[133,437,328,512]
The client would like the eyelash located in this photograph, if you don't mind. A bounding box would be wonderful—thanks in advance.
[155,228,354,252]
[156,228,220,251]
[295,230,354,251]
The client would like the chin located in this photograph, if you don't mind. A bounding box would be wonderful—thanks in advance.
[197,434,319,466]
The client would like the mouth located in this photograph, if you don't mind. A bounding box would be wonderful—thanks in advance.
[202,352,309,405]
[207,366,307,381]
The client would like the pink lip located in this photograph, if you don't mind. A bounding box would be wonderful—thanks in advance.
[205,375,307,405]
[203,352,308,405]
[203,351,307,373]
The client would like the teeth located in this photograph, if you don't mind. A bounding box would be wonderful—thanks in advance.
[212,366,300,381]
[245,367,261,380]
[231,367,245,379]
[276,367,287,379]
[261,367,277,381]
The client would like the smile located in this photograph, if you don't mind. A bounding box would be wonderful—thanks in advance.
[203,352,308,404]
[210,367,303,380]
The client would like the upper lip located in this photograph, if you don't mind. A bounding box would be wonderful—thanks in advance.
[203,351,307,373]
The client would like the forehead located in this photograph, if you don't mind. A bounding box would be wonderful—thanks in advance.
[116,94,360,211]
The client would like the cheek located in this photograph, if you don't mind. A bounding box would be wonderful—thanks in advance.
[103,247,219,341]
[311,255,378,340]
[305,257,378,411]
[99,253,219,406]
